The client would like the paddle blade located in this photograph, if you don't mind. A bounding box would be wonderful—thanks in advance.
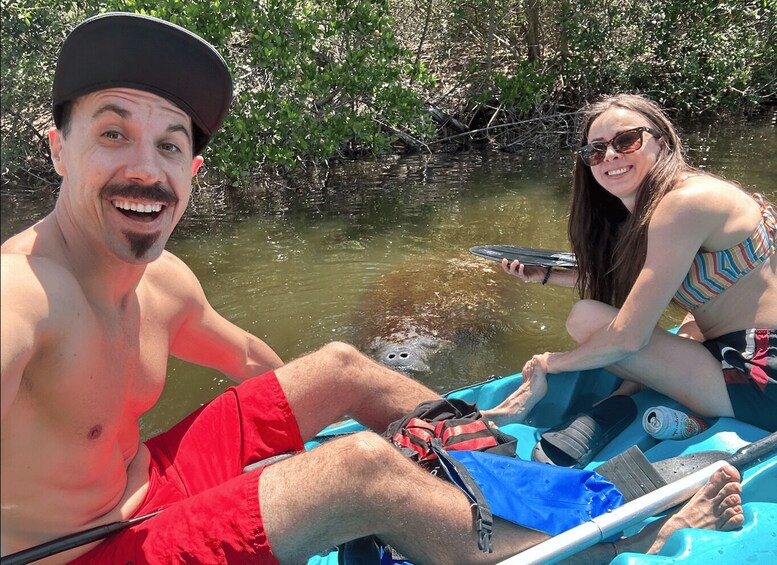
[650,450,731,484]
[652,432,777,484]
[469,245,577,268]
[595,432,777,503]
[594,446,668,503]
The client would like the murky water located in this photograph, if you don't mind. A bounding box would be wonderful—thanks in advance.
[2,115,775,436]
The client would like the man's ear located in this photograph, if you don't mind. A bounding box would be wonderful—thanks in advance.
[48,128,66,177]
[191,155,204,177]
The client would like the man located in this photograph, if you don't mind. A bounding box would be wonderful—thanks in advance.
[1,12,744,565]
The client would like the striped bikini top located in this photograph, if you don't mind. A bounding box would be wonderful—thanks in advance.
[674,193,776,310]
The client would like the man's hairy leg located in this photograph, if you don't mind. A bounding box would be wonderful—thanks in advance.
[259,431,549,565]
[275,341,442,440]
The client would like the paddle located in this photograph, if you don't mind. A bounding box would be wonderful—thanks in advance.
[469,245,577,268]
[0,510,161,565]
[595,431,777,502]
[498,432,777,565]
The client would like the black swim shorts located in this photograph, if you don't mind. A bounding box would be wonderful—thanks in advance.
[703,328,777,432]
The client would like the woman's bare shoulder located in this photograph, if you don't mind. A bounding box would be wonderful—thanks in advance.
[658,175,763,246]
[673,173,746,199]
[661,174,750,214]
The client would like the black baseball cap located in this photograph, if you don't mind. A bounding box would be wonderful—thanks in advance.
[52,12,233,154]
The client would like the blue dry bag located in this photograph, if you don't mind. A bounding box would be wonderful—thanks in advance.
[448,450,624,536]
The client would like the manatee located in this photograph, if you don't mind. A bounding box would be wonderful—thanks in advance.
[354,254,515,373]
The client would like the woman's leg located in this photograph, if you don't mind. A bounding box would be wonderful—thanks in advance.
[565,300,735,418]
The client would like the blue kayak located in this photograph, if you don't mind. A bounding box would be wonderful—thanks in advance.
[306,367,777,564]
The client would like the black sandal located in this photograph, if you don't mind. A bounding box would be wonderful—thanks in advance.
[531,395,638,469]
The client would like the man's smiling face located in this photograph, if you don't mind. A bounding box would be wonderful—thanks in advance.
[49,88,204,263]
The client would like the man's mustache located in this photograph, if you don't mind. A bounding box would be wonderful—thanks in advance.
[102,183,178,206]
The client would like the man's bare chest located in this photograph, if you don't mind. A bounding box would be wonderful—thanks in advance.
[18,305,171,437]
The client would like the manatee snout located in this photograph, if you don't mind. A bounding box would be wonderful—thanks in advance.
[369,335,445,374]
[356,255,516,374]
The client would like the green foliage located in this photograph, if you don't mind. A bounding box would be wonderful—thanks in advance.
[1,0,433,184]
[0,2,90,183]
[493,63,555,113]
[391,0,774,118]
[554,0,776,112]
[2,0,775,186]
[126,0,434,174]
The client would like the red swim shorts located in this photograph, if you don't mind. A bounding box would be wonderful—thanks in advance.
[67,370,304,564]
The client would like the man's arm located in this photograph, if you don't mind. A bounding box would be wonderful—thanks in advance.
[160,253,283,381]
[1,256,40,421]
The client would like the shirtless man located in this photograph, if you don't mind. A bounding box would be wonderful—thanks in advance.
[1,12,744,565]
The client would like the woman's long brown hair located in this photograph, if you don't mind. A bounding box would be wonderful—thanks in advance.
[568,94,695,306]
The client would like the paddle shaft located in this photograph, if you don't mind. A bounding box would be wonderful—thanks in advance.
[729,431,777,470]
[0,510,161,565]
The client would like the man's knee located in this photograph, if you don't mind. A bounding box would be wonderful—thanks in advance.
[258,431,404,558]
[262,432,404,503]
[566,299,617,343]
[316,341,365,369]
[334,431,409,481]
[334,432,427,486]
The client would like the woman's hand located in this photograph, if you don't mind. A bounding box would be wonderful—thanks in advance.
[482,352,551,426]
[501,259,579,288]
[501,258,550,283]
[523,352,551,378]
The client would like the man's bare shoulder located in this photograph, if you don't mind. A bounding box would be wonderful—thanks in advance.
[143,251,205,307]
[1,247,88,419]
[1,215,53,254]
[145,250,202,291]
[2,243,79,292]
[1,249,87,327]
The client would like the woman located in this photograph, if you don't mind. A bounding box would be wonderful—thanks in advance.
[483,94,776,432]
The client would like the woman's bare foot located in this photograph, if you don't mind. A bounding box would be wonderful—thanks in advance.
[482,355,549,425]
[616,463,744,556]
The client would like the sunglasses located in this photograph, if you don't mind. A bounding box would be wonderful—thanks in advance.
[578,126,661,167]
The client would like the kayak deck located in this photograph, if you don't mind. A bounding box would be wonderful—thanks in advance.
[307,368,776,564]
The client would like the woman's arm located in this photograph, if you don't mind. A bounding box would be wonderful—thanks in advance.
[543,188,722,374]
